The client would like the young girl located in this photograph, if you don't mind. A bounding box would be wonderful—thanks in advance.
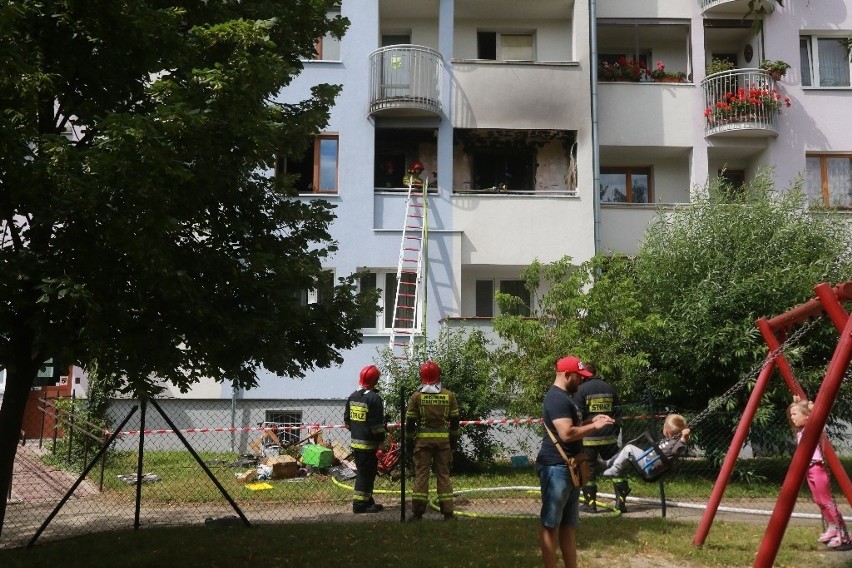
[788,397,851,548]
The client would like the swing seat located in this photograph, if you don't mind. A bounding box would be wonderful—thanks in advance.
[627,431,673,483]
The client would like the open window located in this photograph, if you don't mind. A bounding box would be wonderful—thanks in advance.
[277,135,339,194]
[477,31,535,61]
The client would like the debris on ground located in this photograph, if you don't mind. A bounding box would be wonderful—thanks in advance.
[116,472,162,485]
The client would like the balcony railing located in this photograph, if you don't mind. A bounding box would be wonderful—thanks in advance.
[702,69,784,137]
[698,0,756,16]
[369,45,443,117]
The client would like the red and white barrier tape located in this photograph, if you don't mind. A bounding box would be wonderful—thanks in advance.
[107,417,544,437]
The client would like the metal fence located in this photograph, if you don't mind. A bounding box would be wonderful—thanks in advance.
[4,394,852,549]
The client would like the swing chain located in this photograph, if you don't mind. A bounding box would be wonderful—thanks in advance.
[689,317,821,429]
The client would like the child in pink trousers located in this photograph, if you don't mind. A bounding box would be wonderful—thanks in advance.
[788,396,851,549]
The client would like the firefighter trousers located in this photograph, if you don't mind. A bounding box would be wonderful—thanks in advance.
[411,440,453,515]
[353,449,379,509]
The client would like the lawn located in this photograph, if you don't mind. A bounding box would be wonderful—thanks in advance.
[0,517,846,568]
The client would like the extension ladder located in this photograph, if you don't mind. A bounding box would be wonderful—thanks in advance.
[387,179,428,362]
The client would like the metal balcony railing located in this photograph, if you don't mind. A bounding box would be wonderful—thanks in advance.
[697,0,755,14]
[702,69,783,137]
[369,45,443,116]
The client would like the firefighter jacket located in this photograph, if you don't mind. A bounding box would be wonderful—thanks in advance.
[344,388,386,451]
[573,376,620,446]
[405,386,460,446]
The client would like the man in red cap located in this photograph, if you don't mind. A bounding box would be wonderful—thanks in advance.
[344,364,386,513]
[536,355,616,568]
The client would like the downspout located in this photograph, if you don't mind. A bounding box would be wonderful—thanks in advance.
[589,0,601,253]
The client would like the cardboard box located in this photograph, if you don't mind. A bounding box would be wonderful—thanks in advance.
[301,444,333,468]
[236,469,258,483]
[270,462,300,479]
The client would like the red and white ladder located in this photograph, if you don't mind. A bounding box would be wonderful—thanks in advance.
[388,179,428,362]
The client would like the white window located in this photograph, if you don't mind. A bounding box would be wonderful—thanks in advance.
[805,154,852,209]
[477,32,535,61]
[264,410,303,446]
[359,270,421,332]
[800,35,852,87]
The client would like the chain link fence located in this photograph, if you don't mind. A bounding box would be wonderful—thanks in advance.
[4,393,852,549]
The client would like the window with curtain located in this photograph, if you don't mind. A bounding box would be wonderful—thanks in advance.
[477,31,535,61]
[805,154,852,209]
[600,167,652,203]
[800,35,851,87]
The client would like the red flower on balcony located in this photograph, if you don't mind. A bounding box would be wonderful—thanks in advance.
[705,84,790,125]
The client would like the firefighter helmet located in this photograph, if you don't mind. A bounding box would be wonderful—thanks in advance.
[359,365,381,389]
[408,160,424,173]
[419,360,441,385]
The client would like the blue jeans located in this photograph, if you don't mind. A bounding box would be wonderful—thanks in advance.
[537,463,580,528]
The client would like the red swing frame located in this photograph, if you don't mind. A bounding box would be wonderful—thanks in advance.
[691,281,852,567]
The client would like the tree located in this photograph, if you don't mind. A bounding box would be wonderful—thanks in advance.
[492,255,662,416]
[377,327,509,469]
[632,170,852,457]
[0,0,378,533]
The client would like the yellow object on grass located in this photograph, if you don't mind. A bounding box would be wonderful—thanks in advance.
[245,482,274,491]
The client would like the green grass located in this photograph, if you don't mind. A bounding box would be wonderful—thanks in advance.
[81,452,852,504]
[0,517,844,568]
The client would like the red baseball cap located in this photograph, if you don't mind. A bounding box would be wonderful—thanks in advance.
[556,356,593,378]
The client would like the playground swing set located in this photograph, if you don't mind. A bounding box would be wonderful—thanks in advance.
[687,280,852,567]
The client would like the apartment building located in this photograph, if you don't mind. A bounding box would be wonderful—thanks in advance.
[150,0,850,412]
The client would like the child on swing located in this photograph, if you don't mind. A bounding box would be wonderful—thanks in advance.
[788,396,851,549]
[601,413,691,478]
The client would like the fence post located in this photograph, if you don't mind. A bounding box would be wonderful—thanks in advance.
[399,384,406,523]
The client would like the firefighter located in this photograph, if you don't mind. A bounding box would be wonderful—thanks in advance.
[405,360,460,520]
[403,159,425,188]
[344,364,386,514]
[572,362,629,512]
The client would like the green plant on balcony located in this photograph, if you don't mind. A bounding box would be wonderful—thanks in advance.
[598,57,644,82]
[759,59,791,80]
[704,85,791,126]
[706,58,736,76]
[650,61,687,83]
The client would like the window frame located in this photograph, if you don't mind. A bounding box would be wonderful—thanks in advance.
[276,135,339,194]
[599,167,654,204]
[359,269,423,333]
[800,34,852,88]
[476,30,536,62]
[264,410,303,446]
[475,278,531,317]
[805,153,852,209]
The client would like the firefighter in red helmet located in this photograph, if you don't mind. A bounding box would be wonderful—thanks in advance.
[405,360,460,520]
[403,159,425,188]
[344,365,386,513]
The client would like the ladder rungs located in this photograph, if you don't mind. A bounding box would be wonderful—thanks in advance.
[404,235,423,241]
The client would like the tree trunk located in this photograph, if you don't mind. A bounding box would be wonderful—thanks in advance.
[0,361,40,537]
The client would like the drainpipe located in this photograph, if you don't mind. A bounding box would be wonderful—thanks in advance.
[589,0,601,254]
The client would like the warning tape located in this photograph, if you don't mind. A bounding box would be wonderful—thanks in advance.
[107,417,544,437]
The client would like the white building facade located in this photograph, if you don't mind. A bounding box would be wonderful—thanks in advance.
[155,0,851,407]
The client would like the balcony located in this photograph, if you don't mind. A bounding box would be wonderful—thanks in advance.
[369,45,443,117]
[702,69,786,138]
[698,0,762,16]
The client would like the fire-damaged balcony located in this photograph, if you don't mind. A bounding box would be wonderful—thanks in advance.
[369,45,443,117]
[702,69,788,138]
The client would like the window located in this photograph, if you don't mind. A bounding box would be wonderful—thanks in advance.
[265,410,302,446]
[600,168,652,203]
[471,148,535,191]
[477,32,534,61]
[718,169,746,192]
[475,279,530,317]
[277,135,339,193]
[805,154,852,209]
[475,280,495,317]
[359,270,421,331]
[297,271,334,306]
[311,6,341,60]
[800,35,851,87]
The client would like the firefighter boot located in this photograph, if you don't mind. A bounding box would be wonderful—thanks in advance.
[613,479,631,513]
[581,483,597,513]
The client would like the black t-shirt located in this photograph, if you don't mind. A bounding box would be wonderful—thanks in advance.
[537,385,583,466]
